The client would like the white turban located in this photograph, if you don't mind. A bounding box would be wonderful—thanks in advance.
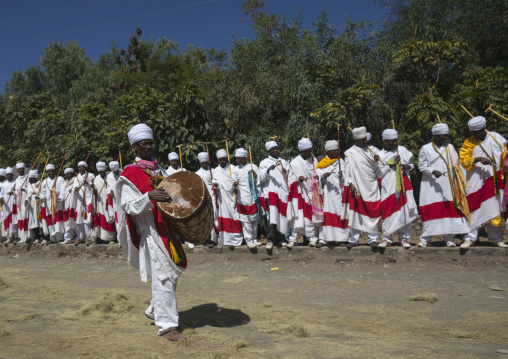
[352,127,367,140]
[0,168,5,177]
[6,167,14,174]
[198,152,209,163]
[468,116,486,131]
[297,138,313,151]
[96,162,106,171]
[216,149,227,159]
[325,140,338,152]
[265,141,278,151]
[432,123,449,135]
[46,164,56,171]
[382,129,398,141]
[64,168,74,175]
[29,170,38,178]
[16,162,25,169]
[235,148,248,158]
[109,161,119,171]
[128,123,153,145]
[168,152,179,161]
[78,161,88,168]
[366,133,372,141]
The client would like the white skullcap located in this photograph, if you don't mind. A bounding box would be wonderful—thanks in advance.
[382,129,398,141]
[216,149,227,159]
[352,127,367,140]
[96,162,106,171]
[29,170,38,178]
[78,161,88,168]
[325,140,338,152]
[265,141,278,151]
[468,116,486,131]
[432,123,449,135]
[128,123,153,145]
[235,148,248,158]
[298,138,313,151]
[0,168,5,177]
[198,152,209,163]
[366,133,372,141]
[16,162,25,169]
[109,161,119,171]
[6,167,14,174]
[46,164,56,171]
[168,152,179,161]
[64,168,74,175]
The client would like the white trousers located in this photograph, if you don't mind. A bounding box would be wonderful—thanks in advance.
[290,217,319,243]
[382,223,411,243]
[420,234,455,243]
[242,219,258,243]
[150,263,179,335]
[75,223,91,240]
[464,223,503,243]
[64,229,76,241]
[349,229,378,244]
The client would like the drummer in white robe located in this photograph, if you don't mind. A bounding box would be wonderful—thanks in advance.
[288,138,321,248]
[91,161,116,243]
[1,167,18,242]
[40,164,65,244]
[195,152,218,246]
[167,152,186,175]
[234,147,263,249]
[107,161,122,233]
[14,163,30,241]
[418,123,470,247]
[72,161,95,245]
[212,149,243,246]
[23,170,42,243]
[316,140,350,245]
[60,168,77,244]
[378,129,418,248]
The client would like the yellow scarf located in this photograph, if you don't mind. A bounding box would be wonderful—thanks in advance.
[316,157,337,169]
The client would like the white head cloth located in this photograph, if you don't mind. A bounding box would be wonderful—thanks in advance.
[297,138,313,151]
[29,170,38,178]
[382,129,398,140]
[0,168,5,177]
[16,162,25,169]
[432,123,449,135]
[46,164,56,171]
[128,123,153,145]
[325,140,338,152]
[109,161,119,171]
[6,167,14,174]
[366,133,372,141]
[216,149,227,159]
[198,152,209,163]
[78,161,88,168]
[96,162,106,171]
[64,168,74,175]
[235,148,248,158]
[265,141,278,151]
[352,127,367,140]
[468,116,486,131]
[168,152,179,161]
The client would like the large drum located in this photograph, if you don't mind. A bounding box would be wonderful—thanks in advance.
[157,171,214,244]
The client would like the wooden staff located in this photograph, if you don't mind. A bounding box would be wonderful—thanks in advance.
[485,104,508,122]
[119,151,123,170]
[223,138,236,202]
[458,103,474,118]
[368,147,384,164]
[36,156,50,221]
[335,122,343,186]
[436,113,442,123]
[176,144,184,171]
[85,151,93,163]
[204,142,213,180]
[306,133,321,196]
[248,146,255,188]
[52,153,66,189]
[391,119,406,195]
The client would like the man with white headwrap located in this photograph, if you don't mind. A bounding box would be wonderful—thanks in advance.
[1,167,18,242]
[234,147,263,248]
[377,129,417,248]
[72,161,95,245]
[116,123,187,342]
[459,116,508,248]
[212,149,243,246]
[40,163,65,244]
[14,163,30,241]
[59,168,77,244]
[22,170,42,243]
[259,141,297,249]
[107,161,123,234]
[418,123,470,247]
[91,162,116,243]
[195,152,218,246]
[167,152,186,175]
[288,138,320,248]
[343,127,389,248]
[316,140,350,245]
[0,168,6,242]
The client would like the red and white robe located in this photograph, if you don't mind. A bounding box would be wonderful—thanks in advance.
[72,172,95,238]
[235,163,261,244]
[23,181,41,242]
[91,174,116,241]
[59,177,77,239]
[196,167,219,243]
[2,179,18,239]
[212,164,243,246]
[40,176,65,241]
[316,157,349,243]
[106,170,122,232]
[15,174,30,241]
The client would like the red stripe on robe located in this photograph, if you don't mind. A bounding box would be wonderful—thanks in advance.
[268,192,288,216]
[342,186,381,219]
[237,203,258,215]
[420,201,463,222]
[380,174,413,220]
[218,217,242,233]
[467,172,503,213]
[323,212,348,228]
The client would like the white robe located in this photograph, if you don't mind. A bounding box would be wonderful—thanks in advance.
[72,172,95,226]
[419,143,470,237]
[59,177,77,233]
[167,166,186,176]
[0,179,5,238]
[378,146,418,236]
[40,176,65,240]
[107,171,123,232]
[2,179,18,238]
[15,174,30,240]
[196,167,219,242]
[91,174,116,241]
[23,181,41,241]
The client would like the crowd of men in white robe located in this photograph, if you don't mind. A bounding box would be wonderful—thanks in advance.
[2,115,507,249]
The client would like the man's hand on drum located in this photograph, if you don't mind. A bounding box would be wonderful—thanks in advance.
[148,188,172,203]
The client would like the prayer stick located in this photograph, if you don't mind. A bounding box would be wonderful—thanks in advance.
[485,104,508,122]
[52,153,67,189]
[436,113,442,123]
[223,138,236,202]
[119,151,123,170]
[19,150,43,189]
[176,144,184,171]
[335,122,343,186]
[85,151,93,163]
[36,156,50,196]
[391,119,406,195]
[458,103,474,118]
[204,142,213,180]
[368,147,384,164]
[249,146,255,190]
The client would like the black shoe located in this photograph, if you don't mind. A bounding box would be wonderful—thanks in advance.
[346,242,356,249]
[370,242,379,248]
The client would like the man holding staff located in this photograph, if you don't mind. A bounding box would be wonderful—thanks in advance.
[0,168,6,242]
[167,152,186,175]
[1,167,18,243]
[60,168,77,244]
[116,123,187,342]
[91,161,116,244]
[72,161,95,245]
[15,163,30,242]
[40,164,65,244]
[107,161,122,234]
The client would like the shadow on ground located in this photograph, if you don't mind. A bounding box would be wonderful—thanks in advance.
[179,303,250,329]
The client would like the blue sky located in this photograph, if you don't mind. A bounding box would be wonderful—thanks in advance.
[1,0,388,92]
